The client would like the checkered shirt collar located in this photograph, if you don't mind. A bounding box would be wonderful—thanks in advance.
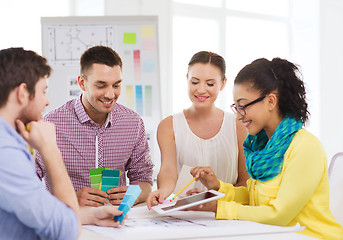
[73,95,115,128]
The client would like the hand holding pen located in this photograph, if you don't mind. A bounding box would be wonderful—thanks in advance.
[170,177,196,201]
[190,167,220,191]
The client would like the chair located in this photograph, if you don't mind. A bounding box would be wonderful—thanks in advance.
[329,152,343,227]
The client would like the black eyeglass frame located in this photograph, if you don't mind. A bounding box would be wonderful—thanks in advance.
[231,96,266,116]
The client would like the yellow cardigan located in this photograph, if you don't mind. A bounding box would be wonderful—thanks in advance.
[216,129,343,239]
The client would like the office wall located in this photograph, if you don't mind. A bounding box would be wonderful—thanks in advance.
[289,0,320,138]
[320,0,343,161]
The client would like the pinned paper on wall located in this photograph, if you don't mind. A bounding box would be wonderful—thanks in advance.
[145,85,152,117]
[141,25,154,38]
[114,185,142,223]
[135,85,143,116]
[142,38,156,50]
[68,77,81,99]
[126,85,134,110]
[89,168,121,191]
[133,50,141,81]
[142,60,155,73]
[123,32,136,44]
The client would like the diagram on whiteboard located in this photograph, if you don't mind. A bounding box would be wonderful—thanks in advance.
[42,21,159,118]
[46,25,115,66]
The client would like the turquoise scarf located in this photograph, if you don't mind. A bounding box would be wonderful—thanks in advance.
[243,116,303,181]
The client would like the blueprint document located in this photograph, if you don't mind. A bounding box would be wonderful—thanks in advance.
[83,206,305,240]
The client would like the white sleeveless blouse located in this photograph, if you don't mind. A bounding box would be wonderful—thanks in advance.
[173,111,239,191]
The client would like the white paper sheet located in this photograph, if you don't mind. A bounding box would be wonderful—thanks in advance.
[83,206,305,240]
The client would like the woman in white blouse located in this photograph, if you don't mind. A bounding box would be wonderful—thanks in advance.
[147,51,249,208]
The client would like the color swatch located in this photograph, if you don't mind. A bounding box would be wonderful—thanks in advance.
[101,169,121,193]
[114,185,142,223]
[89,168,121,191]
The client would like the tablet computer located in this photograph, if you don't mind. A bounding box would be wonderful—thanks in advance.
[152,190,225,215]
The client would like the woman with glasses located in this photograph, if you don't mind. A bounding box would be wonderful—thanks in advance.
[188,57,343,239]
[146,51,249,209]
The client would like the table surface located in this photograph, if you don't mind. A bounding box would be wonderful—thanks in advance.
[80,227,318,240]
[79,189,319,240]
[80,205,319,240]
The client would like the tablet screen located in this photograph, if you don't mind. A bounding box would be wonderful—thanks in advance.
[161,191,217,211]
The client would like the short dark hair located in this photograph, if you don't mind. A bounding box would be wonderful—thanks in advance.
[0,47,51,108]
[80,46,122,76]
[188,51,226,80]
[234,57,309,124]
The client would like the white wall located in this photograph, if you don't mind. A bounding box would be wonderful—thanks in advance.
[289,0,320,137]
[320,0,343,162]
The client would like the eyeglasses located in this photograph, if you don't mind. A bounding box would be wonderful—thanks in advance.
[230,96,266,116]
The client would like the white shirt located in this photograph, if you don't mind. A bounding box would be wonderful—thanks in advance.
[173,111,239,191]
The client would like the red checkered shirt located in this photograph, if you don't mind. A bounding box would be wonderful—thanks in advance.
[35,97,154,191]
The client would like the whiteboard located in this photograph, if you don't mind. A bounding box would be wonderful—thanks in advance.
[41,16,161,177]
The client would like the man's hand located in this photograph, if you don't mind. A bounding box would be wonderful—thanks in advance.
[80,205,126,227]
[15,119,57,153]
[77,187,109,207]
[107,186,129,205]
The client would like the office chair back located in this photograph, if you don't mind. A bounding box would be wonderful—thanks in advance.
[329,152,343,227]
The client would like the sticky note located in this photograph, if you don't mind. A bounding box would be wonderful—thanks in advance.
[141,25,154,38]
[114,185,142,223]
[123,32,136,44]
[142,60,155,72]
[142,38,155,50]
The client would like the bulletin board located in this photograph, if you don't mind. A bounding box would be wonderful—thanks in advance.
[41,16,161,176]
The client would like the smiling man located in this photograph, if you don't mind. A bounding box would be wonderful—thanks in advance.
[35,46,154,207]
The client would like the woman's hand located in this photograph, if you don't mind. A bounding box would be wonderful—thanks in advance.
[183,188,217,213]
[190,166,220,191]
[146,189,170,210]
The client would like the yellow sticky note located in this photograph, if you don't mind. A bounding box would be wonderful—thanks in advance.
[123,32,136,44]
[141,25,154,38]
